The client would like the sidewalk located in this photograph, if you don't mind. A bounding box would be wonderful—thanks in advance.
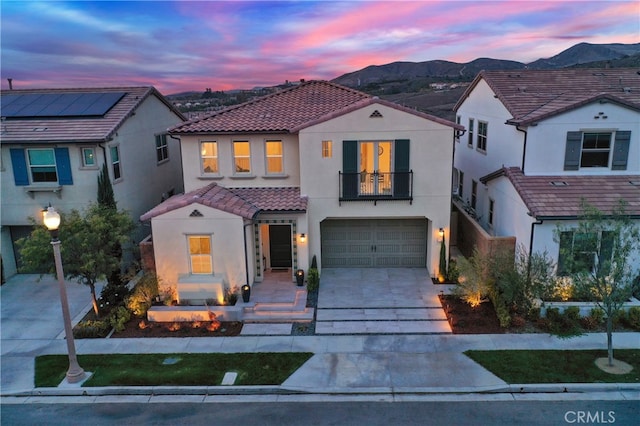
[1,275,639,401]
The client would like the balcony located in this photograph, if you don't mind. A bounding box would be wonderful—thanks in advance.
[339,171,413,205]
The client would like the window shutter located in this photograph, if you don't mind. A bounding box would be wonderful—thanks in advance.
[563,132,582,171]
[54,147,73,185]
[611,130,631,170]
[10,148,30,186]
[394,139,410,197]
[342,140,358,198]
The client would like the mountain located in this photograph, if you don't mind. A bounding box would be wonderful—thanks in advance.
[332,43,640,88]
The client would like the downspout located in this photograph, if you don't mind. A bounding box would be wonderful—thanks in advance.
[516,125,528,173]
[243,219,254,287]
[528,215,543,281]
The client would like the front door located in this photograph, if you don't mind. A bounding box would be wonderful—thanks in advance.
[269,225,292,268]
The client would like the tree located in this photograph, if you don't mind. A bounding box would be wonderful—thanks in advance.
[555,199,640,366]
[17,203,134,317]
[454,247,492,308]
[97,163,116,210]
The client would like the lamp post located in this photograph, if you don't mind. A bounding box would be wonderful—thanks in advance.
[43,206,85,384]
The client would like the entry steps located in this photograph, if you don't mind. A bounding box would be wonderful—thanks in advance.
[242,289,314,323]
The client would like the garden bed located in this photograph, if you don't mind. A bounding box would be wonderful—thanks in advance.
[112,318,243,338]
[438,294,504,334]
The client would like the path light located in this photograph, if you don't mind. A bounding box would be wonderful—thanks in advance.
[43,206,86,384]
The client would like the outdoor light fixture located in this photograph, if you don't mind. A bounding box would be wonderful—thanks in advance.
[43,206,85,384]
[299,233,306,243]
[438,228,445,238]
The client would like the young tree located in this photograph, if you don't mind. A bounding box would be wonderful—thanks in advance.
[17,203,134,317]
[455,247,492,307]
[97,163,116,210]
[555,199,640,366]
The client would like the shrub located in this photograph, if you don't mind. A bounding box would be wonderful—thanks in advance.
[73,320,110,338]
[589,308,605,325]
[627,307,640,330]
[126,273,159,317]
[580,316,600,331]
[223,286,238,306]
[511,315,526,328]
[98,280,130,315]
[446,258,460,283]
[108,306,131,332]
[454,249,491,308]
[564,306,581,321]
[527,307,541,322]
[310,255,318,269]
[544,307,583,337]
[307,268,320,292]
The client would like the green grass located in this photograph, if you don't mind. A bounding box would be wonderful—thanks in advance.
[35,352,313,387]
[465,349,640,384]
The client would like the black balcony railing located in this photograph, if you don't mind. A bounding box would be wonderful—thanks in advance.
[339,171,413,204]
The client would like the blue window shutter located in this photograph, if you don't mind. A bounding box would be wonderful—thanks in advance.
[10,148,30,186]
[394,139,410,197]
[611,130,631,170]
[54,147,73,185]
[563,132,582,171]
[342,140,358,198]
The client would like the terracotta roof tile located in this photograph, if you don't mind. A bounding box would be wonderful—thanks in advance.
[456,69,640,125]
[482,167,640,218]
[0,86,184,144]
[140,183,307,221]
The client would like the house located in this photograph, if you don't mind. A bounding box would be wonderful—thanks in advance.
[140,80,462,303]
[1,86,185,279]
[453,68,640,270]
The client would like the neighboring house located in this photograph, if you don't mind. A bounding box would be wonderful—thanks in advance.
[140,80,462,302]
[453,68,640,271]
[1,86,185,279]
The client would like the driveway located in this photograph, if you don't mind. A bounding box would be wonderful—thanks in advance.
[315,268,451,334]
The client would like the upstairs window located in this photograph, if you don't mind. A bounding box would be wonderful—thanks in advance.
[580,132,610,167]
[265,140,283,174]
[81,147,96,167]
[471,180,478,210]
[110,146,121,180]
[188,235,212,274]
[28,149,57,182]
[322,140,333,158]
[477,121,488,152]
[155,134,169,163]
[200,141,218,174]
[564,131,630,171]
[468,119,474,147]
[233,141,251,174]
[488,198,495,226]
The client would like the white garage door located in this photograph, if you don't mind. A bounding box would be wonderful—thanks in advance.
[321,219,427,268]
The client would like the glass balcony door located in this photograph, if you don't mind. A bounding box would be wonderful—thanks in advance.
[360,141,392,196]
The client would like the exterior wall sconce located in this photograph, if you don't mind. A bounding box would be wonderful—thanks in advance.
[438,228,445,240]
[299,233,306,243]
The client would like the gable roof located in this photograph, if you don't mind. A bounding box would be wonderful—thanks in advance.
[0,86,185,144]
[170,80,462,134]
[455,68,640,126]
[140,183,307,221]
[481,167,640,219]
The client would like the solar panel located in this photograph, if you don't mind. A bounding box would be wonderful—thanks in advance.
[0,92,126,118]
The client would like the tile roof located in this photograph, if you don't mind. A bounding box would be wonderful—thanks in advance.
[0,86,184,144]
[481,167,640,219]
[170,80,462,134]
[140,183,307,221]
[456,68,640,126]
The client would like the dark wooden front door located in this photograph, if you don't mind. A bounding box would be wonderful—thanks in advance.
[269,225,292,268]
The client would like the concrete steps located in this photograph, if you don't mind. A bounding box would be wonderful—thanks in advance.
[242,289,313,323]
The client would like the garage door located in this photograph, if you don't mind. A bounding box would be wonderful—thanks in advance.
[321,219,427,268]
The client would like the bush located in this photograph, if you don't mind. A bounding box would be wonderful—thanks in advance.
[74,320,110,338]
[108,306,131,332]
[98,280,130,315]
[454,249,491,308]
[564,306,581,321]
[446,258,460,283]
[126,273,159,317]
[307,268,320,292]
[223,287,238,306]
[627,307,640,330]
[588,308,605,325]
[544,307,583,337]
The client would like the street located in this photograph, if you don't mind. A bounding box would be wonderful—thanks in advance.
[2,399,639,425]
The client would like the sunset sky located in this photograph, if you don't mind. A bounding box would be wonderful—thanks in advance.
[2,1,638,94]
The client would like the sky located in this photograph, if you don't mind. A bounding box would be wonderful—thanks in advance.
[1,0,639,94]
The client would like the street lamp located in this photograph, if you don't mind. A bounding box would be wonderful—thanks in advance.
[43,206,85,384]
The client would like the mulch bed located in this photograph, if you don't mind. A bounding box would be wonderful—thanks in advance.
[111,318,243,338]
[439,294,504,334]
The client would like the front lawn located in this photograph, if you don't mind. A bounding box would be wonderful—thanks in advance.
[35,352,313,387]
[465,349,640,383]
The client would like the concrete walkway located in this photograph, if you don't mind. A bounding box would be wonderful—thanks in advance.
[1,274,639,402]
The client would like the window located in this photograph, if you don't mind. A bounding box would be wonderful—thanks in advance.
[467,118,474,147]
[188,235,212,274]
[27,149,57,182]
[155,134,169,163]
[458,171,464,198]
[455,116,461,142]
[471,180,477,210]
[360,141,393,195]
[488,198,495,226]
[477,121,488,152]
[233,141,251,174]
[200,142,218,174]
[581,132,611,167]
[81,148,96,167]
[110,146,121,180]
[322,140,333,158]
[265,140,283,174]
[558,231,615,276]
